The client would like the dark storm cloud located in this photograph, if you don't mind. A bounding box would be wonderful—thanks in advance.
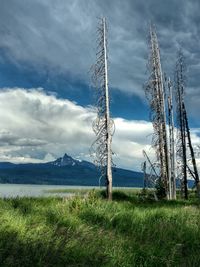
[0,0,199,111]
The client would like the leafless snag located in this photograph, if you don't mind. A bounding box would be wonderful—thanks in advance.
[174,49,200,198]
[91,17,114,200]
[175,50,188,199]
[183,103,200,197]
[167,78,176,199]
[145,24,170,199]
[142,150,159,188]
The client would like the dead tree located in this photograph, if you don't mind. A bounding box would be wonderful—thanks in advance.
[143,150,160,186]
[142,161,147,189]
[183,103,200,196]
[175,50,188,199]
[175,50,200,198]
[145,24,170,199]
[91,17,114,200]
[167,78,176,199]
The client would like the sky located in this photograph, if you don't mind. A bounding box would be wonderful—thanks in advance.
[0,0,200,171]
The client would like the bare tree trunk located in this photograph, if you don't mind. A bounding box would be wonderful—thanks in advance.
[175,50,188,199]
[167,79,176,199]
[142,161,147,189]
[145,25,170,198]
[91,17,114,200]
[103,18,112,200]
[182,110,188,199]
[183,103,200,197]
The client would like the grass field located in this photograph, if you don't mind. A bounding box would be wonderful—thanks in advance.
[44,187,142,195]
[0,189,200,267]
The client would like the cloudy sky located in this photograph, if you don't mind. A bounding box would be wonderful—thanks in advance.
[0,0,200,171]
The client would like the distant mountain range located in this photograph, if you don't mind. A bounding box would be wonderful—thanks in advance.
[0,153,195,188]
[0,154,144,187]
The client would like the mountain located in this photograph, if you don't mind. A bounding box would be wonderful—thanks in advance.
[0,154,144,187]
[51,153,95,169]
[52,153,77,167]
[0,154,195,188]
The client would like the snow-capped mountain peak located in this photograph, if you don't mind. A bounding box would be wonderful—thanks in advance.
[50,153,95,169]
[51,153,76,167]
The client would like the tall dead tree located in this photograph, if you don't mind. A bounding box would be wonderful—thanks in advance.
[175,50,200,198]
[145,25,170,198]
[183,103,200,196]
[175,50,188,199]
[167,78,176,199]
[91,17,114,200]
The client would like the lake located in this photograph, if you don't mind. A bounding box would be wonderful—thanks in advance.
[0,184,97,198]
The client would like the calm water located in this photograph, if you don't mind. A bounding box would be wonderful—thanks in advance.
[0,184,96,198]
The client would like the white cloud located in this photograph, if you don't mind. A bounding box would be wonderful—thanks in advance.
[0,87,94,160]
[0,87,155,171]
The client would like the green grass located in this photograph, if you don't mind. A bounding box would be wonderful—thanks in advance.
[0,190,200,266]
[44,187,141,195]
[44,187,96,195]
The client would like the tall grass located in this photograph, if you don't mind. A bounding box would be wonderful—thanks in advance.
[0,190,200,266]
